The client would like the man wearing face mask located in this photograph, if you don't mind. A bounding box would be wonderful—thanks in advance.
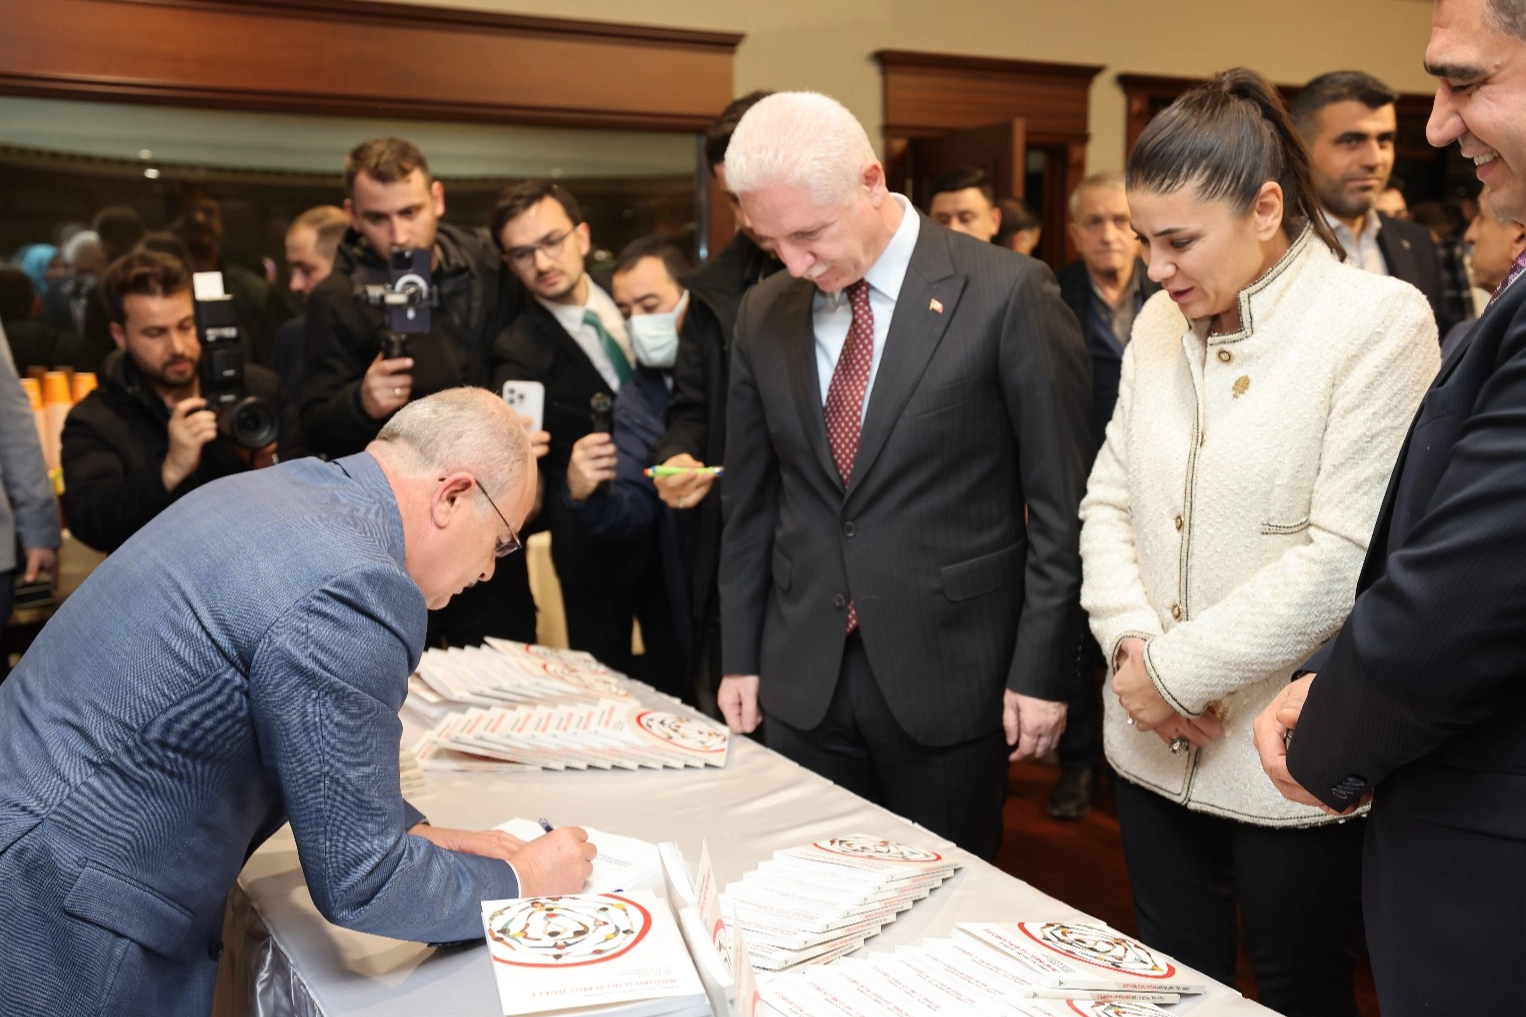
[490,186,683,686]
[550,235,695,700]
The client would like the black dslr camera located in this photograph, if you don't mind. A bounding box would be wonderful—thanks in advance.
[357,249,435,359]
[192,273,280,449]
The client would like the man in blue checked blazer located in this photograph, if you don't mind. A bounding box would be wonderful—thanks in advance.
[0,388,593,1016]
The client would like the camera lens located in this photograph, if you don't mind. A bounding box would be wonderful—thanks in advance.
[226,396,280,450]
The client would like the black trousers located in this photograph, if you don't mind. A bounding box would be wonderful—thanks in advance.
[1057,636,1104,769]
[765,634,1009,861]
[1114,778,1364,1017]
[561,552,689,703]
[425,551,536,648]
[1363,784,1526,1014]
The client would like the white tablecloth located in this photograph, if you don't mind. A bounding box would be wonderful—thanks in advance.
[226,676,1277,1017]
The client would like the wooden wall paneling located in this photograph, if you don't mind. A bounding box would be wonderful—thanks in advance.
[0,0,743,259]
[876,51,1101,268]
[0,0,741,132]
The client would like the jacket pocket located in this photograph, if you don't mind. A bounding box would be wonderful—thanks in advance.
[64,863,194,958]
[772,545,792,591]
[939,542,1024,602]
[1259,517,1310,536]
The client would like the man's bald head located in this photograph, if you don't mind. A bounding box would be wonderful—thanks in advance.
[371,388,535,609]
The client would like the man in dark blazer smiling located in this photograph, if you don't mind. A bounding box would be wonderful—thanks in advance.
[716,92,1092,860]
[1257,2,1526,1010]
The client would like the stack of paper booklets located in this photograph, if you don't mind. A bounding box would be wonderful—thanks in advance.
[497,818,663,895]
[719,834,961,972]
[660,840,764,1017]
[480,889,709,1017]
[407,640,729,771]
[398,743,426,798]
[754,919,1204,1016]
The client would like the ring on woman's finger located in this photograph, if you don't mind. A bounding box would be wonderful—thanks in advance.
[1169,736,1190,755]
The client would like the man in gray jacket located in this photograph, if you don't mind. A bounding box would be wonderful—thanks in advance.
[0,321,60,623]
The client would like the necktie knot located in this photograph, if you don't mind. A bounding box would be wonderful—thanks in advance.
[583,309,633,386]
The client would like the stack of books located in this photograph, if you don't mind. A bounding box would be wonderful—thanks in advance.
[755,921,1204,1015]
[721,835,962,972]
[414,698,729,771]
[406,641,729,772]
[479,889,709,1017]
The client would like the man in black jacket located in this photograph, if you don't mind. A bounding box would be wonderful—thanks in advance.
[1048,171,1161,820]
[490,181,654,674]
[61,250,304,553]
[299,137,534,647]
[1256,4,1526,1010]
[1291,70,1460,336]
[650,90,777,713]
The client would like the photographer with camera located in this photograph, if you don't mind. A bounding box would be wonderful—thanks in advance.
[61,250,304,553]
[300,137,537,648]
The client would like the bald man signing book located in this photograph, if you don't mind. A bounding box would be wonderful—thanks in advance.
[717,92,1093,860]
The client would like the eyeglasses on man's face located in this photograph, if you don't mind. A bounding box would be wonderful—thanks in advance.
[473,478,522,558]
[503,227,576,270]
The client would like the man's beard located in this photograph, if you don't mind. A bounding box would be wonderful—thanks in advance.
[1318,174,1377,221]
[143,357,197,390]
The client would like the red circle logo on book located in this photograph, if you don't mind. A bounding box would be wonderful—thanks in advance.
[1023,922,1176,979]
[486,894,652,967]
[635,710,728,753]
[810,836,943,863]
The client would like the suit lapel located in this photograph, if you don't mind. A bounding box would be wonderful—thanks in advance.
[532,301,610,395]
[777,280,840,487]
[846,221,964,500]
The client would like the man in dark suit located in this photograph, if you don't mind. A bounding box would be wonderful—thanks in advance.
[652,90,778,716]
[489,182,657,676]
[1257,4,1526,1010]
[717,92,1093,860]
[1290,70,1460,336]
[1048,171,1161,820]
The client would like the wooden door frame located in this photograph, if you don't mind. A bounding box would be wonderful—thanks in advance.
[875,50,1102,268]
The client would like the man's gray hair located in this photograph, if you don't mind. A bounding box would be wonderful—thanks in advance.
[1070,171,1126,220]
[375,387,529,502]
[1487,0,1526,38]
[724,92,878,206]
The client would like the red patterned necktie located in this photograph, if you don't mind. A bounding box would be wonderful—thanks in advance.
[1489,250,1526,309]
[822,278,873,632]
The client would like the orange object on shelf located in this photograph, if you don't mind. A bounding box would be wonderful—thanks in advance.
[41,370,71,471]
[71,372,98,402]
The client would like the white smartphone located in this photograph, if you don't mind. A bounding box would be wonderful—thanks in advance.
[501,380,545,432]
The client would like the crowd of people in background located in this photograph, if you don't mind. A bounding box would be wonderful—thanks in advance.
[2,23,1526,1013]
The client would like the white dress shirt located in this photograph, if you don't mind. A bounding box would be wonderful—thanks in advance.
[537,279,633,391]
[813,194,921,417]
[1322,209,1389,276]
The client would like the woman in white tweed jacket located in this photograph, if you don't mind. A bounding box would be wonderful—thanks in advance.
[1079,70,1437,1017]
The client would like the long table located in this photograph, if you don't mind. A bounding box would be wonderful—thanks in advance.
[223,675,1277,1017]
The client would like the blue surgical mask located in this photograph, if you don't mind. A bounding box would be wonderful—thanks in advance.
[627,290,688,369]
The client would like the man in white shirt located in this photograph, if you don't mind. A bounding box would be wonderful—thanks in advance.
[1289,71,1457,334]
[716,92,1092,860]
[488,182,654,674]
